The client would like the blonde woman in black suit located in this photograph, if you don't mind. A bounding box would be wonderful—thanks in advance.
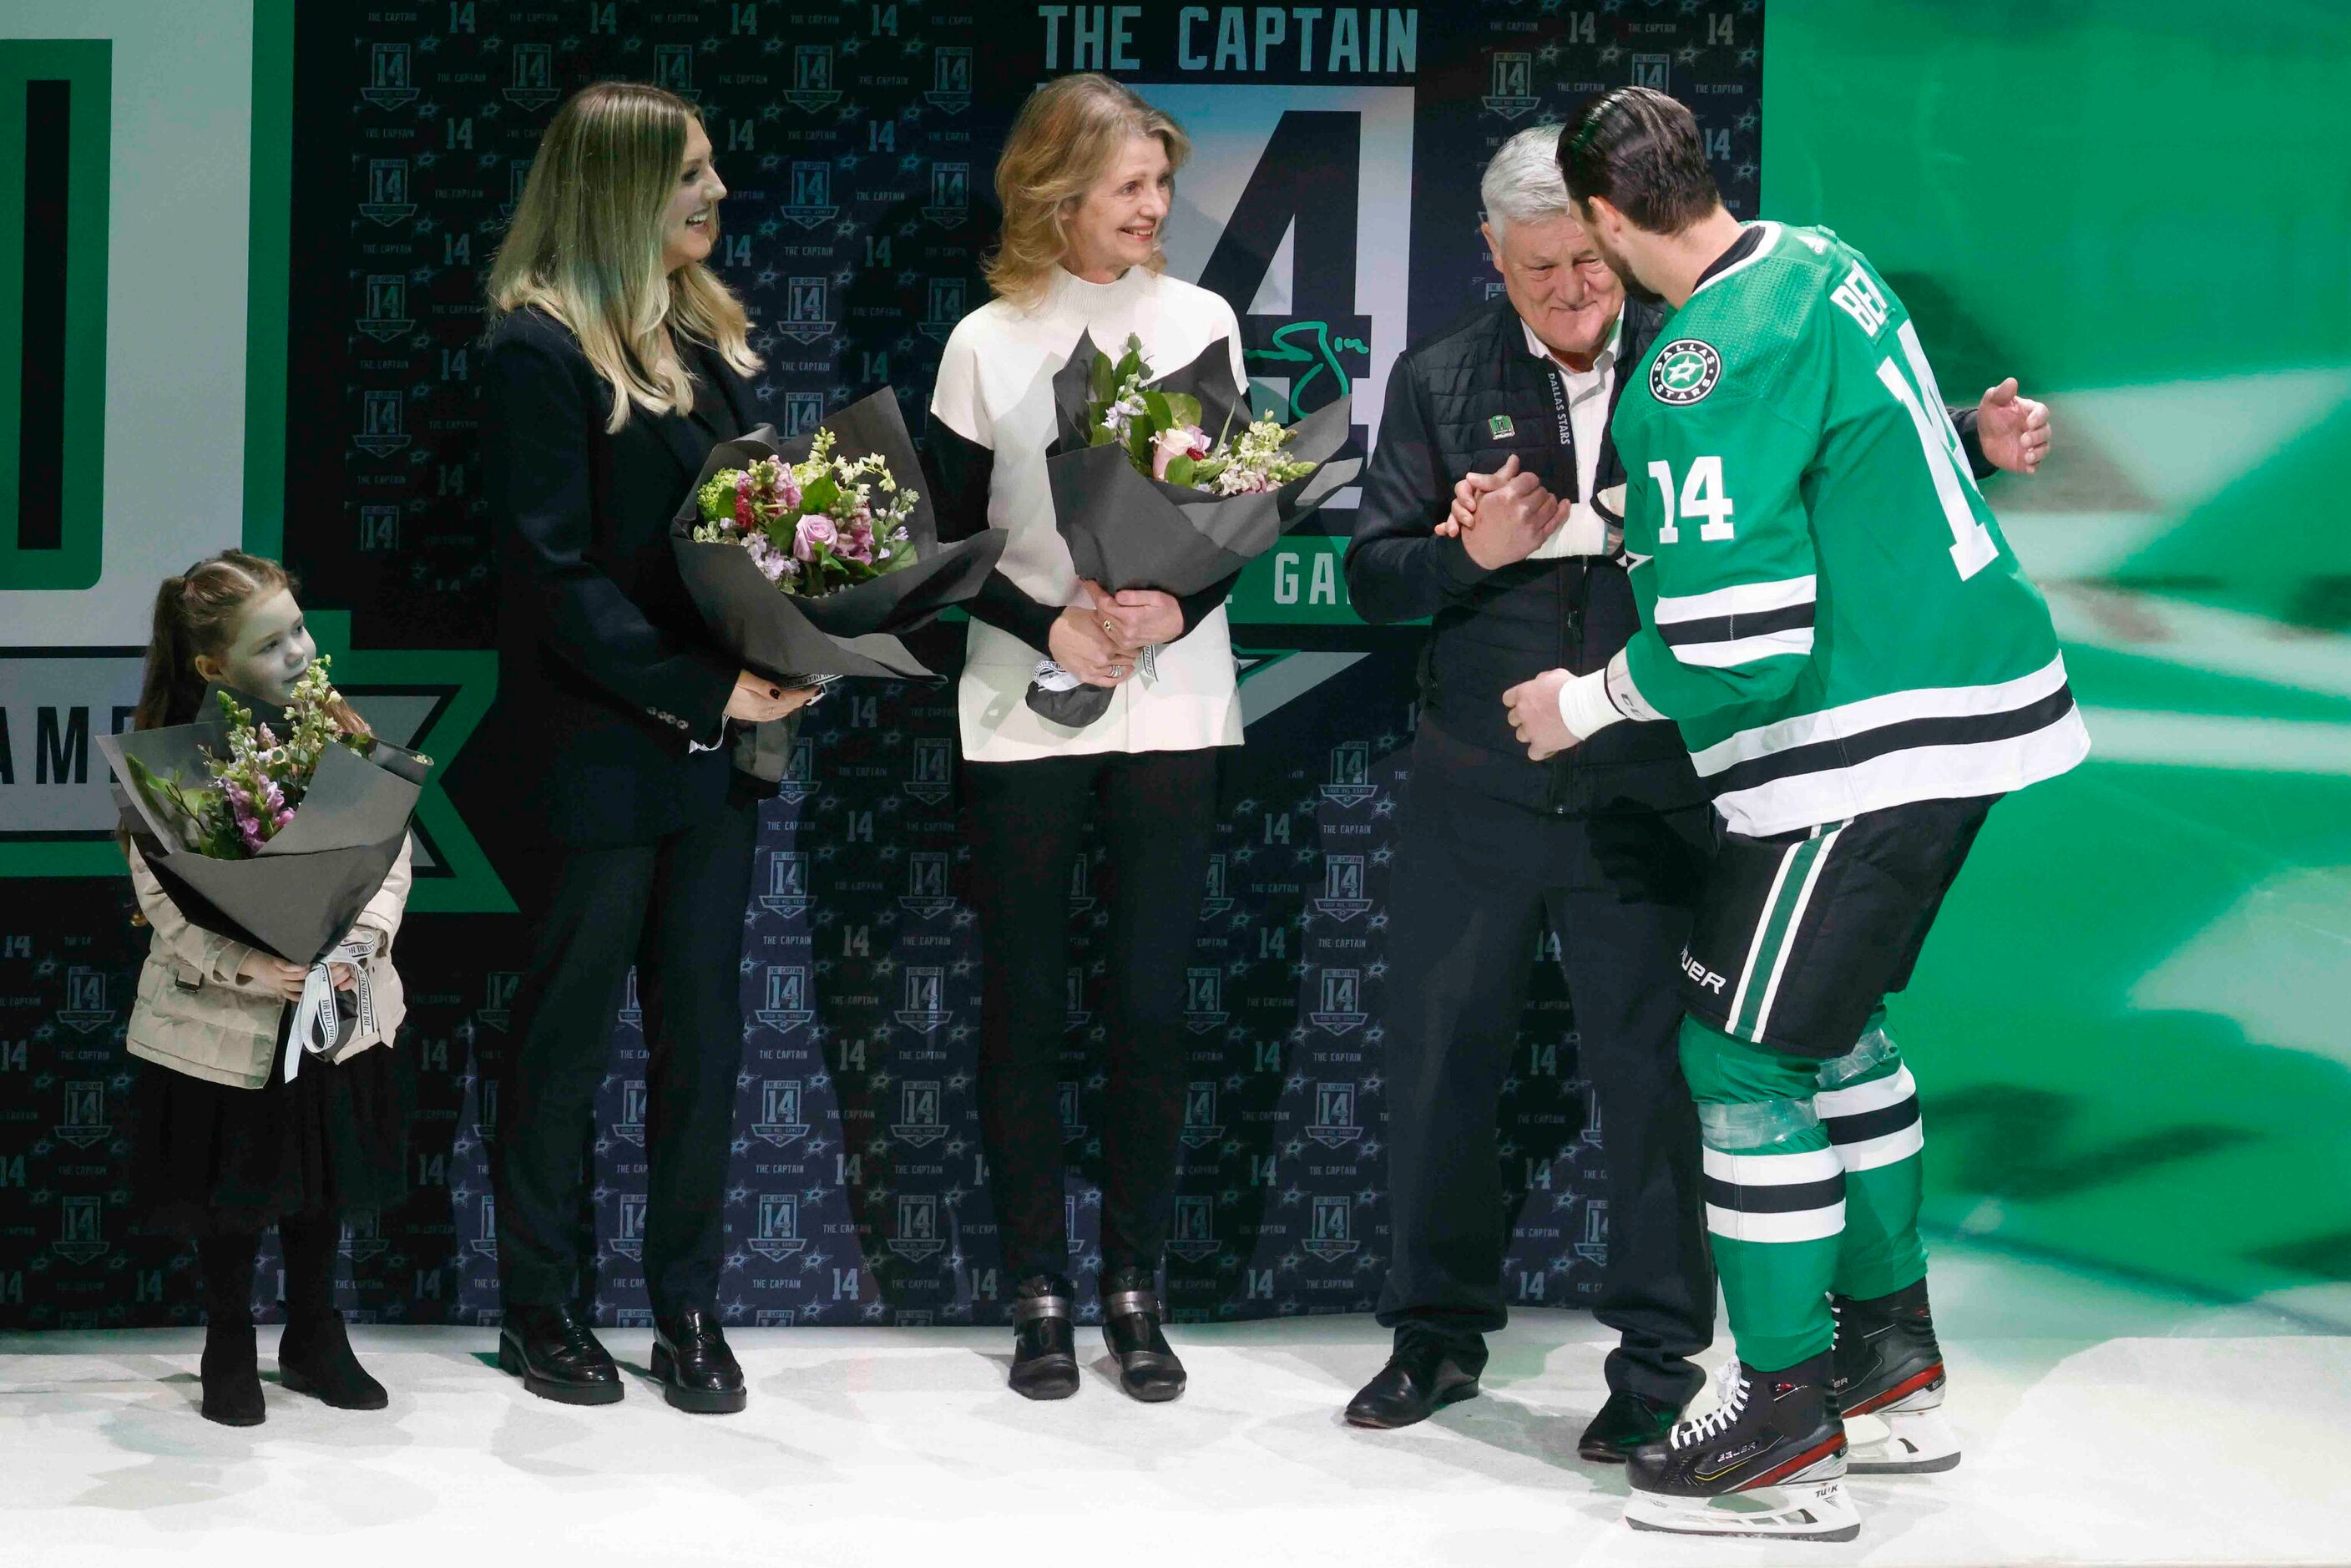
[477,82,811,1414]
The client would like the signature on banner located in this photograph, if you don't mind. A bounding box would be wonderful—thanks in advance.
[1246,320,1373,419]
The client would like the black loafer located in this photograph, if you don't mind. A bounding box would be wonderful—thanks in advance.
[653,1308,747,1414]
[1009,1275,1080,1401]
[497,1303,623,1406]
[1102,1268,1186,1404]
[1577,1388,1681,1462]
[1345,1330,1484,1429]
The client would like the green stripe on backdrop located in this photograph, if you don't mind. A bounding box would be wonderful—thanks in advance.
[241,0,294,558]
[0,40,110,592]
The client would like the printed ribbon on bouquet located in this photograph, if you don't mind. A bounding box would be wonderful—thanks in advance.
[286,933,380,1083]
[1029,642,1160,705]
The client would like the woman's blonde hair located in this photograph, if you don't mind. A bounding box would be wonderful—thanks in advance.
[983,74,1191,308]
[487,81,761,432]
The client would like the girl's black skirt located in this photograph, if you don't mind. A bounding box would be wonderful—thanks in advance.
[132,1009,412,1237]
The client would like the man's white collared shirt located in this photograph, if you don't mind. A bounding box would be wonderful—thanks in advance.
[1520,311,1620,559]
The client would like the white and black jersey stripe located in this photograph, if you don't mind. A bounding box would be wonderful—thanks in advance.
[1701,1144,1847,1244]
[1654,574,1817,669]
[1690,653,2092,837]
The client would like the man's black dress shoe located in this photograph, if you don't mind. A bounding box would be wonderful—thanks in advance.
[1009,1274,1080,1401]
[1101,1267,1186,1404]
[653,1308,747,1414]
[1344,1331,1484,1428]
[498,1303,623,1406]
[1577,1388,1681,1462]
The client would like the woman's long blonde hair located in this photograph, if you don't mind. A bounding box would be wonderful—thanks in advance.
[487,81,761,432]
[983,74,1191,308]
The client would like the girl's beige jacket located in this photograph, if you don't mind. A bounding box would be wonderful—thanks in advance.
[124,837,411,1089]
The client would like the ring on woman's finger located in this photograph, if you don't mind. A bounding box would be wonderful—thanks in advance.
[1110,665,1125,677]
[1101,619,1116,635]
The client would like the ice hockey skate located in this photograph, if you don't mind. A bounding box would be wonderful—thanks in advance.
[1834,1281,1961,1474]
[1622,1353,1859,1542]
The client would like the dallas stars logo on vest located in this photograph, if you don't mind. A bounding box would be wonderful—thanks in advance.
[1650,339,1722,406]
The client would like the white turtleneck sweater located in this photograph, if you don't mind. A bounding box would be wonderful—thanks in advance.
[929,265,1248,763]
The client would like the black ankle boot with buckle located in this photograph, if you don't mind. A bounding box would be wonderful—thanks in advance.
[1101,1263,1186,1404]
[1009,1273,1079,1400]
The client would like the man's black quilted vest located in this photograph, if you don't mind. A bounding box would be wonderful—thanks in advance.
[1372,297,1703,818]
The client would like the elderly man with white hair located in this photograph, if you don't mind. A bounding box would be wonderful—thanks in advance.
[1342,124,2050,1456]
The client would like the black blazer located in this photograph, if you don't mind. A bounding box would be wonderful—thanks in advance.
[476,306,758,848]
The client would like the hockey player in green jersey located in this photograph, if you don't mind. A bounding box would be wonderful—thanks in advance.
[1492,87,2091,1542]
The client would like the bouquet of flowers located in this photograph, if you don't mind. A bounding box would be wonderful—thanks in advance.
[99,662,430,1075]
[671,387,1007,684]
[687,427,920,596]
[1029,331,1361,726]
[122,660,388,860]
[1085,333,1318,496]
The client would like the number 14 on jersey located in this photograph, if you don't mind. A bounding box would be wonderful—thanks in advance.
[1641,321,1999,581]
[1647,453,1735,544]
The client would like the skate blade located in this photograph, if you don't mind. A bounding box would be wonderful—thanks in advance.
[1624,1479,1860,1542]
[1846,1408,1961,1474]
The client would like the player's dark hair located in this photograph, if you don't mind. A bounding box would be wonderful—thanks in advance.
[1557,86,1720,235]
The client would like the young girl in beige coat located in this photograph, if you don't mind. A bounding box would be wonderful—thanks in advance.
[124,552,412,1425]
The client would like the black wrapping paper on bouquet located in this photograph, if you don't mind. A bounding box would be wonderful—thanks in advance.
[98,721,425,971]
[670,387,1009,682]
[1026,331,1363,726]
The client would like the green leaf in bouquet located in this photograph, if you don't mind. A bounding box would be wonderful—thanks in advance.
[1126,421,1155,471]
[1142,389,1175,432]
[1165,392,1201,432]
[801,472,839,513]
[125,752,225,855]
[1115,341,1145,387]
[1090,420,1119,448]
[1089,349,1116,404]
[1165,454,1197,488]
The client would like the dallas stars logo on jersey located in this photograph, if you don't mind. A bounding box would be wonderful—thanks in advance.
[1610,221,2089,836]
[1650,339,1722,405]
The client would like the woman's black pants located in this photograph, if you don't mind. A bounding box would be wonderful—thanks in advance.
[963,746,1219,1285]
[492,795,758,1317]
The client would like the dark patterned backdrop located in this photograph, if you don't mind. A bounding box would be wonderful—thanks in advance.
[0,0,1761,1329]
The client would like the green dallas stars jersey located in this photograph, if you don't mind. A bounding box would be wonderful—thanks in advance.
[1605,220,2090,836]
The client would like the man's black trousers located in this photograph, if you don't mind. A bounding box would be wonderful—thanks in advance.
[1374,766,1716,1407]
[492,795,758,1317]
[962,746,1218,1285]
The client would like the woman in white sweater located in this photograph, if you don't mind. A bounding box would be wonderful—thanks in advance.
[928,74,1246,1403]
